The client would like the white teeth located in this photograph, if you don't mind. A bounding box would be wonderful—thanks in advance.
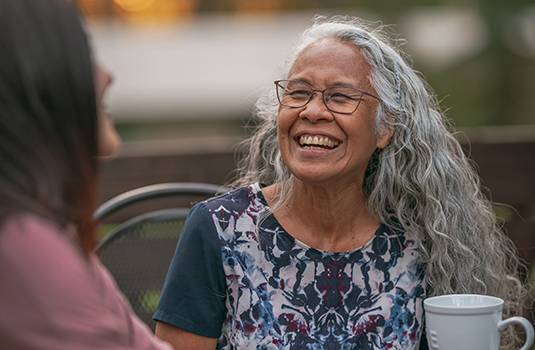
[298,135,340,149]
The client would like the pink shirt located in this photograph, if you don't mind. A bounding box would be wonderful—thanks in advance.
[0,214,173,350]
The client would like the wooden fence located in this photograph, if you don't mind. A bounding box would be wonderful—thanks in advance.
[98,138,535,265]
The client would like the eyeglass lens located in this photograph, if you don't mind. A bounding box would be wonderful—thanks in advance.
[276,80,364,114]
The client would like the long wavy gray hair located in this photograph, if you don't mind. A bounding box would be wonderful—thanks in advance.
[232,15,529,345]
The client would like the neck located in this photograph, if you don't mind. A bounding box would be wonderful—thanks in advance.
[262,179,380,252]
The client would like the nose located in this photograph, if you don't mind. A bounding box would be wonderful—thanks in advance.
[299,92,333,123]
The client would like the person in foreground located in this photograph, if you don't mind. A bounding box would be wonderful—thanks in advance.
[0,0,173,349]
[154,16,529,350]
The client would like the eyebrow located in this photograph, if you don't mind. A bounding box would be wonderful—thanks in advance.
[290,78,361,89]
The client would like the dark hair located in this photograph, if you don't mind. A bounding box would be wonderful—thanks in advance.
[0,0,99,255]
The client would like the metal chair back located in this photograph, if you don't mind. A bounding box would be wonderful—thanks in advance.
[94,183,230,331]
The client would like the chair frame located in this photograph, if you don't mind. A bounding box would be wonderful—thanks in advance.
[93,182,230,330]
[94,182,230,219]
[94,182,230,252]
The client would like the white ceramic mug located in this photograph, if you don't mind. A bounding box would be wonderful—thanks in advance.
[424,294,534,350]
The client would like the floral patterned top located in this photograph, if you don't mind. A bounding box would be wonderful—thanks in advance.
[154,183,426,349]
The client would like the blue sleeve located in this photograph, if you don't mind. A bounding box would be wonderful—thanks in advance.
[153,203,226,338]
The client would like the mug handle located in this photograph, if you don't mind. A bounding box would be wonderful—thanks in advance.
[498,316,535,350]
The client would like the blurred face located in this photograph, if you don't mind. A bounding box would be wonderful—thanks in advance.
[94,62,121,157]
[277,38,391,188]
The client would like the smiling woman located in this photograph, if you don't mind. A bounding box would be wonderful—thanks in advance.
[153,16,530,350]
[274,38,391,207]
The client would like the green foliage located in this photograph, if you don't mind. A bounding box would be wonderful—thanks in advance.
[138,289,162,313]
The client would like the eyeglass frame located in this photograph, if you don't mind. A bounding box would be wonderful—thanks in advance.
[274,79,382,115]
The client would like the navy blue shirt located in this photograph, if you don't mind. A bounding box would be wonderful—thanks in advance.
[155,183,426,349]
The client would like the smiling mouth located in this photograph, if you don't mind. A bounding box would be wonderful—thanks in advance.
[298,135,340,150]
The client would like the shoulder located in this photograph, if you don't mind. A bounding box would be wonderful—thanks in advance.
[194,183,268,240]
[0,214,99,328]
[0,214,172,350]
[202,183,265,214]
[0,213,110,290]
[1,213,66,237]
[0,214,85,267]
[0,214,119,306]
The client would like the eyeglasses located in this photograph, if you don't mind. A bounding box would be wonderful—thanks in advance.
[275,79,381,114]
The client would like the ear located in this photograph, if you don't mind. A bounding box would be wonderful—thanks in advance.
[376,124,394,149]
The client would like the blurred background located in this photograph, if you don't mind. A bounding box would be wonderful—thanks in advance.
[82,0,535,143]
[84,0,535,288]
[82,0,535,330]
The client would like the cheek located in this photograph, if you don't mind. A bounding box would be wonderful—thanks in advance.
[98,113,121,157]
[277,107,296,136]
[276,119,287,155]
[276,113,295,164]
[277,112,294,148]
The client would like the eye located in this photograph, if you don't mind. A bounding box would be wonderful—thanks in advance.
[326,88,362,103]
[285,88,312,100]
[329,92,351,100]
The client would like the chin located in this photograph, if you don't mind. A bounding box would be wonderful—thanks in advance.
[98,139,122,158]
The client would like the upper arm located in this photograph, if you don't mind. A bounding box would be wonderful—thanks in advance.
[155,321,218,350]
[153,203,227,338]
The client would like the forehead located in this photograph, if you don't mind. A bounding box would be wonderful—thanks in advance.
[288,38,371,87]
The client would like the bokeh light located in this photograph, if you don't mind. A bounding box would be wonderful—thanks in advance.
[114,0,156,12]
